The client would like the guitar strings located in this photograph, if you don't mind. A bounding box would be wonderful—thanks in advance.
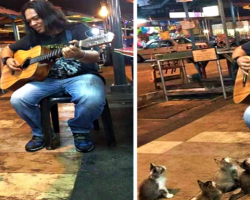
[241,68,249,76]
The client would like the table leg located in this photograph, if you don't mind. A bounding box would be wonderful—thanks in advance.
[157,60,169,101]
[180,59,188,84]
[216,59,227,99]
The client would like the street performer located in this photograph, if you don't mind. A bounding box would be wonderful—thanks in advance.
[1,0,106,152]
[233,41,250,129]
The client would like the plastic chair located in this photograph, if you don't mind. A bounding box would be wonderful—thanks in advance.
[40,96,116,150]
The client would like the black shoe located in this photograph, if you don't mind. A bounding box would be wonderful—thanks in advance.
[25,134,56,152]
[25,136,45,152]
[73,133,95,153]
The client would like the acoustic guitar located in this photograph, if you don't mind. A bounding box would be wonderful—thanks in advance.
[0,32,114,90]
[233,67,250,103]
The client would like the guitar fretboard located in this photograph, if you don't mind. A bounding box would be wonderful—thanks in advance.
[30,48,63,64]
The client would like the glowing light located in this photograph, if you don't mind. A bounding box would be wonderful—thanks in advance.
[203,29,209,34]
[236,28,243,32]
[203,6,219,17]
[92,28,100,35]
[99,5,108,17]
[137,19,148,23]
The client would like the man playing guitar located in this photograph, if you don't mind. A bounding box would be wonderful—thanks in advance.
[1,0,106,153]
[233,41,250,129]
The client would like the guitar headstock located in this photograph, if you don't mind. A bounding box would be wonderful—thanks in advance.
[79,32,115,48]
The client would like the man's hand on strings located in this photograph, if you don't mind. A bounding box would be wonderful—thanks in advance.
[6,58,22,71]
[62,40,85,60]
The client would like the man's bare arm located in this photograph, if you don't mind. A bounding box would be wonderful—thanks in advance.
[1,45,14,58]
[232,46,246,59]
[1,46,21,71]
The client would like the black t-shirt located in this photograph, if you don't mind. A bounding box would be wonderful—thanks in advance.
[9,23,101,79]
[242,41,250,55]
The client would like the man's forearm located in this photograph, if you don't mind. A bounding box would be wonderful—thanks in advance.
[232,46,246,59]
[1,46,14,58]
[77,50,99,63]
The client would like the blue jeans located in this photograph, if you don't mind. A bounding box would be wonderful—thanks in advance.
[10,74,106,137]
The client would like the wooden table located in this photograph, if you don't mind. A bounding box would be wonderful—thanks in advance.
[216,48,236,79]
[146,50,229,101]
[114,47,133,57]
[114,47,133,79]
[155,52,192,101]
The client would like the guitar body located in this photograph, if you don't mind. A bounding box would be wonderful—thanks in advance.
[0,32,115,90]
[233,69,250,104]
[1,46,51,90]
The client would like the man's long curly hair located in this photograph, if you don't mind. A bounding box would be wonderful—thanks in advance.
[21,0,69,44]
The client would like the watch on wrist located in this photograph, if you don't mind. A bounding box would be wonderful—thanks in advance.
[2,57,11,65]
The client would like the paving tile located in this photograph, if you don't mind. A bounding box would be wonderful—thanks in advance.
[149,155,218,174]
[156,123,213,142]
[164,142,250,158]
[207,122,249,132]
[138,101,205,119]
[0,126,31,140]
[0,119,25,128]
[172,173,213,197]
[137,119,169,136]
[187,131,250,143]
[137,141,183,154]
[137,153,159,167]
[0,152,81,174]
[0,173,76,200]
[137,168,150,188]
[191,188,246,200]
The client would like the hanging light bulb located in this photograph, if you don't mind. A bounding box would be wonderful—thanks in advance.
[99,5,108,17]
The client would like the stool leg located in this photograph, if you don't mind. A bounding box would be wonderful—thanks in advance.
[51,104,60,133]
[40,98,53,150]
[101,100,116,146]
[93,119,100,130]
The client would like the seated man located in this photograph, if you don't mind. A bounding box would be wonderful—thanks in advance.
[1,0,106,153]
[233,41,250,131]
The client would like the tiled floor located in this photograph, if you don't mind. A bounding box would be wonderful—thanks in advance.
[137,100,250,200]
[0,65,133,200]
[0,97,81,199]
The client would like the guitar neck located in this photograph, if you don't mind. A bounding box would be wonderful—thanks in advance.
[29,32,115,64]
[30,48,63,64]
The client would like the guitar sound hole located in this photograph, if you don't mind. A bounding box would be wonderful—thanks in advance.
[22,58,31,70]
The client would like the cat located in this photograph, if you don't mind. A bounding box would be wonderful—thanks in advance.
[139,163,174,200]
[214,157,240,193]
[229,158,250,200]
[196,180,222,200]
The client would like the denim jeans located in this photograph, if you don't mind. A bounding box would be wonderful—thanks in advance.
[243,106,250,129]
[10,74,106,137]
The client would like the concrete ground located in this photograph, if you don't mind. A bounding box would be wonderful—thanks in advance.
[0,65,133,200]
[137,59,250,199]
